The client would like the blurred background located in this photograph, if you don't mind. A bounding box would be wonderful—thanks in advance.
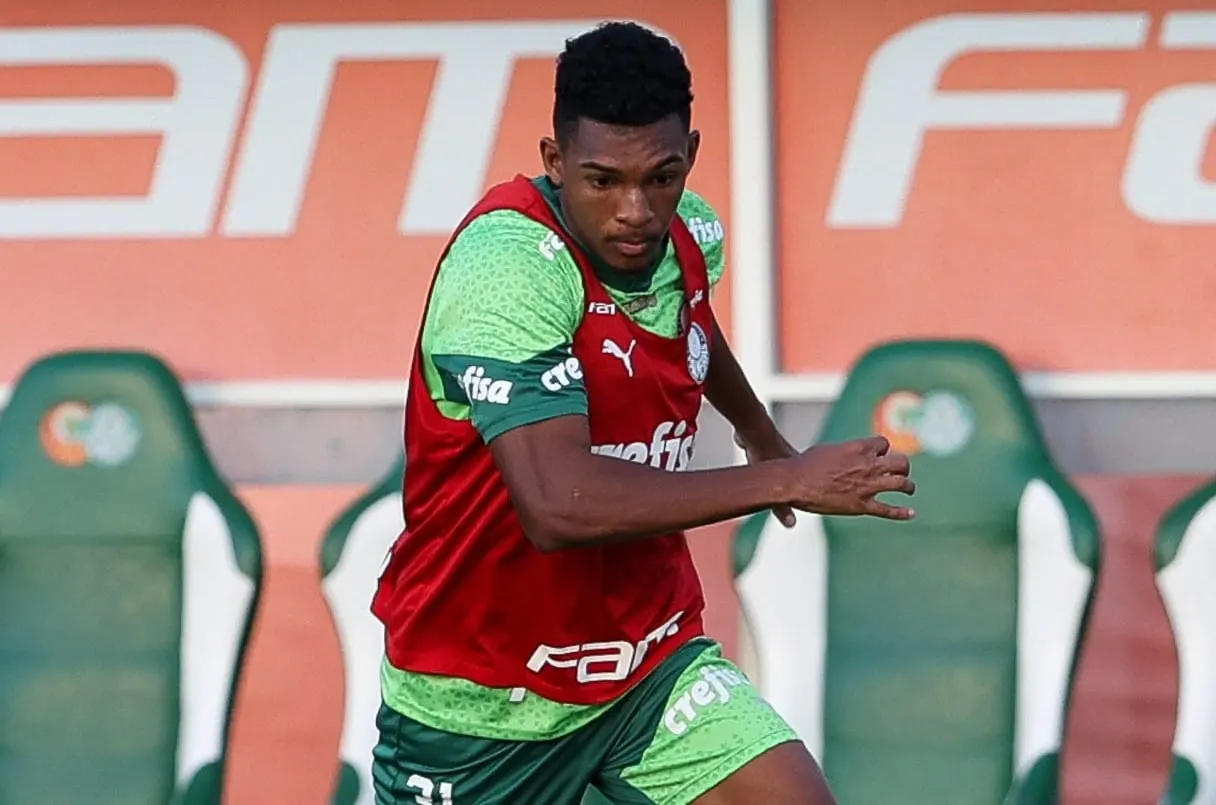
[0,1,1214,804]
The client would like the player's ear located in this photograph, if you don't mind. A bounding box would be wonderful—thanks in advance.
[686,130,701,171]
[540,136,563,188]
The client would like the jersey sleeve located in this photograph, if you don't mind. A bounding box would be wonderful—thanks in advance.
[420,209,588,442]
[677,189,726,288]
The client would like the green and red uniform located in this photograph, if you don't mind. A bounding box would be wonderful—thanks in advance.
[371,176,798,805]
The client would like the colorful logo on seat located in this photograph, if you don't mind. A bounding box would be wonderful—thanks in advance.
[40,401,141,467]
[873,390,974,457]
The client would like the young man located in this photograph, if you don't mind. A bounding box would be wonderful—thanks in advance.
[371,21,916,805]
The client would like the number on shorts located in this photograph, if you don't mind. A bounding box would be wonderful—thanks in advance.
[405,774,454,805]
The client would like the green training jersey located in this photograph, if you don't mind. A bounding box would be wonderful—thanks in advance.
[385,177,726,741]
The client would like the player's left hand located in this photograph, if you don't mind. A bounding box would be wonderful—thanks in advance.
[734,429,799,529]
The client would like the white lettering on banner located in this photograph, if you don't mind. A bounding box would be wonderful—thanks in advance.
[828,11,1216,228]
[526,611,684,684]
[1123,13,1216,224]
[224,21,606,236]
[0,20,672,240]
[0,27,248,238]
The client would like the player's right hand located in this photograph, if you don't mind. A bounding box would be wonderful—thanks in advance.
[787,436,916,521]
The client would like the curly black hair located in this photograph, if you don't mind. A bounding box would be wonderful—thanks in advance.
[553,21,693,144]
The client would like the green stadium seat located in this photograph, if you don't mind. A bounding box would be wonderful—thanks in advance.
[320,458,404,805]
[1155,478,1216,805]
[734,340,1100,805]
[0,350,262,804]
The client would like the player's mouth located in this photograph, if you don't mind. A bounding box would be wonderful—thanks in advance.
[612,239,655,259]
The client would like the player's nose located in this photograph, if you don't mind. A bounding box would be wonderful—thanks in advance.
[614,186,655,229]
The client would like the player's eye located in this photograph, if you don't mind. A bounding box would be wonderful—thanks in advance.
[589,175,617,189]
[650,172,678,187]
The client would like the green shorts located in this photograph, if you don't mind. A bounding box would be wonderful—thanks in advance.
[371,639,799,805]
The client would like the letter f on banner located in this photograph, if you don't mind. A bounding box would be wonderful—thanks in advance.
[0,26,248,239]
[827,12,1150,229]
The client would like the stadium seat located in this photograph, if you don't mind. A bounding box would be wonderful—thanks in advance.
[320,458,404,805]
[1155,477,1216,805]
[0,350,262,804]
[734,340,1100,805]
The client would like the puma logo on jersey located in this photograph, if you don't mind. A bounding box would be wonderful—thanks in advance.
[602,338,637,377]
[689,289,704,309]
[457,366,513,405]
[591,420,696,471]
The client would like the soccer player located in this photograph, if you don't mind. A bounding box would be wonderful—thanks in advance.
[371,21,915,805]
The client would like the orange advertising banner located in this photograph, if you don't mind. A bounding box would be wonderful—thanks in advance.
[775,0,1216,373]
[0,1,731,385]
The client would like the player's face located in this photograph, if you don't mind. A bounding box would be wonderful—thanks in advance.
[541,115,700,272]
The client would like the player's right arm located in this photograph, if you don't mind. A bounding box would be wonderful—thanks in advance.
[493,416,915,551]
[423,211,914,554]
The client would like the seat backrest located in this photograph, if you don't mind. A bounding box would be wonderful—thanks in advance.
[1155,478,1216,805]
[320,459,405,805]
[0,350,261,804]
[735,340,1098,805]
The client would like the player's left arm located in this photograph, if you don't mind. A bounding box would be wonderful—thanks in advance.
[704,314,788,455]
[704,316,799,526]
[683,189,799,528]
